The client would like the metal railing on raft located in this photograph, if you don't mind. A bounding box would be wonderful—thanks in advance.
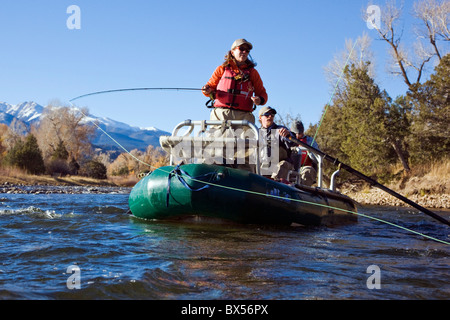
[161,119,340,190]
[161,120,261,174]
[286,151,341,191]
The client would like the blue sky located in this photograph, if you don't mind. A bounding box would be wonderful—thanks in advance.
[0,0,440,133]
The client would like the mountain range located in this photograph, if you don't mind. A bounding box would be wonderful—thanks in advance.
[0,101,170,152]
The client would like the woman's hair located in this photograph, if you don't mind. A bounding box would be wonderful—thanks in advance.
[222,50,257,68]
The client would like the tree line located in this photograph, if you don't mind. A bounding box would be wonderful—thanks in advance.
[314,54,448,175]
[0,105,169,179]
[305,0,449,181]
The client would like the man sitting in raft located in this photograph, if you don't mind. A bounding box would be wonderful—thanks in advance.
[259,106,295,181]
[290,120,320,186]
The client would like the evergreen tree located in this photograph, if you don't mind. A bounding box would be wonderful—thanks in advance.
[408,54,450,162]
[317,62,415,175]
[315,104,350,167]
[6,134,46,174]
[51,140,69,161]
[339,63,394,173]
[45,140,71,176]
[384,96,412,171]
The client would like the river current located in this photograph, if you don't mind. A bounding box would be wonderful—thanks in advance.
[0,186,448,301]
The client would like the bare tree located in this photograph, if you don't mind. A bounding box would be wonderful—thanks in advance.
[439,1,450,40]
[1,118,28,151]
[34,104,96,162]
[0,123,8,157]
[365,0,448,91]
[414,0,450,60]
[324,32,375,101]
[370,1,418,88]
[107,146,168,177]
[107,153,130,176]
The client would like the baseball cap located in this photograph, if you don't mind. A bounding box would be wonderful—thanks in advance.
[231,39,253,50]
[259,106,277,117]
[290,120,304,134]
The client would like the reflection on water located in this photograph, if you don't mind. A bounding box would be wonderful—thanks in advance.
[0,191,449,300]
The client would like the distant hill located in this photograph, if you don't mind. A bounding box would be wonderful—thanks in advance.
[0,101,170,152]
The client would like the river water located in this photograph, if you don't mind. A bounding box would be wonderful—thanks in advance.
[0,186,449,301]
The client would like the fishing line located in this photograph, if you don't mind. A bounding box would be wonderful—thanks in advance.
[159,168,450,246]
[69,87,203,103]
[68,102,449,245]
[68,102,153,169]
[67,109,449,245]
[310,39,357,145]
[297,40,358,170]
[69,87,204,168]
[67,84,256,167]
[67,56,449,245]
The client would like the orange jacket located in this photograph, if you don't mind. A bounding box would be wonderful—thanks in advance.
[204,61,268,106]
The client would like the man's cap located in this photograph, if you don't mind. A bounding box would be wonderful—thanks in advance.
[290,120,304,134]
[231,38,253,50]
[259,106,277,117]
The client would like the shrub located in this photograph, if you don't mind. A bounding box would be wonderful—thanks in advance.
[46,159,71,177]
[68,157,80,175]
[79,160,107,179]
[111,166,129,176]
[5,134,45,175]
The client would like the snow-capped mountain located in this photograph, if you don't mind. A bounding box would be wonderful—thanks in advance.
[0,101,169,152]
[0,101,43,123]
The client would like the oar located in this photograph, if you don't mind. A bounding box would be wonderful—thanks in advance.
[288,136,450,226]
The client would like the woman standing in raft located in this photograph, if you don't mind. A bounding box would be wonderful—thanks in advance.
[202,39,268,124]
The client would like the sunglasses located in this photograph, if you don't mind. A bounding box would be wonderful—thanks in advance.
[262,112,275,117]
[238,46,251,53]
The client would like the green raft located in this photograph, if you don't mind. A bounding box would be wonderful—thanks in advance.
[128,119,358,226]
[128,163,357,226]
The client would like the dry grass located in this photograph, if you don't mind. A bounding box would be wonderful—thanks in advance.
[414,159,450,180]
[393,159,450,196]
[0,165,137,187]
[107,175,140,187]
[338,158,450,197]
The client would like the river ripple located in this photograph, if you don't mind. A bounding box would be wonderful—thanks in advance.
[0,187,449,300]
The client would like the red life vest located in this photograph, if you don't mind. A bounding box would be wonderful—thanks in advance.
[299,136,313,167]
[214,67,254,112]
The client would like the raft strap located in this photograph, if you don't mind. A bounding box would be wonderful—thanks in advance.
[166,165,217,207]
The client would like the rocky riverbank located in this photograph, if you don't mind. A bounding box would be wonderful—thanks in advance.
[339,176,450,209]
[0,181,131,194]
[342,187,449,209]
[0,172,137,194]
[2,183,449,210]
[1,173,449,209]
